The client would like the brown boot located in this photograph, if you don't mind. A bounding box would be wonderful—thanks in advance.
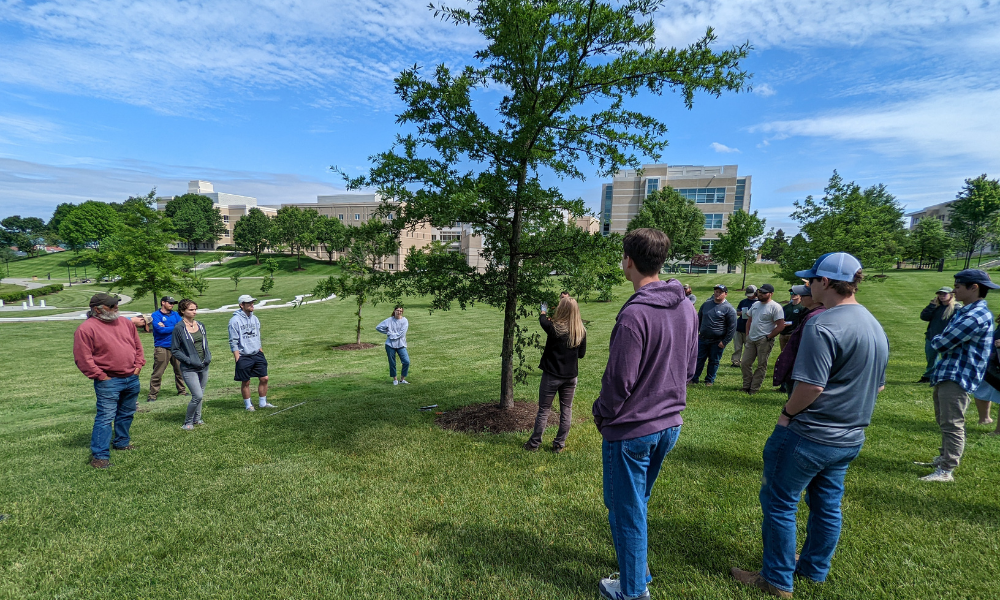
[731,568,792,598]
[90,458,111,469]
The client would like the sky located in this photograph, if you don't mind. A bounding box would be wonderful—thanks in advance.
[1,0,999,234]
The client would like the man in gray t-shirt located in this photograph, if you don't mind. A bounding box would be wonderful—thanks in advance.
[733,252,889,599]
[741,283,786,394]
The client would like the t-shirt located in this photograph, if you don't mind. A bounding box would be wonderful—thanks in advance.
[191,328,205,361]
[736,298,757,333]
[747,300,784,341]
[782,302,807,335]
[789,304,889,447]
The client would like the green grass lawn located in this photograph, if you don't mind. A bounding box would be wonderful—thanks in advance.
[1,269,998,599]
[0,283,26,295]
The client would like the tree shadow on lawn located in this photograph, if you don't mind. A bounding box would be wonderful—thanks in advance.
[849,481,998,526]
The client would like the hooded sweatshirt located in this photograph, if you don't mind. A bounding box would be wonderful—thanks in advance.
[375,316,408,349]
[593,279,699,441]
[228,309,262,355]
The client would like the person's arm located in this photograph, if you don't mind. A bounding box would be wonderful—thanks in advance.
[228,318,241,361]
[538,314,555,335]
[73,327,108,381]
[375,318,390,335]
[171,327,196,368]
[920,302,937,322]
[578,334,587,359]
[128,321,145,374]
[932,312,981,352]
[721,306,737,347]
[767,305,786,339]
[593,323,643,423]
[778,383,825,426]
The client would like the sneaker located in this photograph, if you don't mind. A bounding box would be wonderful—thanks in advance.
[146,397,157,403]
[523,442,539,452]
[178,391,189,397]
[246,405,256,412]
[705,382,714,387]
[181,424,195,431]
[195,420,206,426]
[400,379,410,385]
[112,444,136,451]
[730,568,793,599]
[90,458,111,469]
[916,377,930,383]
[913,455,943,468]
[919,468,954,482]
[260,403,276,408]
[393,380,399,386]
[598,574,650,600]
[551,445,564,454]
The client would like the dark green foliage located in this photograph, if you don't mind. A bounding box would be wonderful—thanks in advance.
[904,218,952,268]
[273,206,319,270]
[58,200,121,253]
[710,209,766,289]
[232,208,272,264]
[558,231,625,302]
[164,194,227,252]
[0,283,64,303]
[1,215,48,258]
[314,215,350,264]
[947,174,1000,269]
[759,228,788,262]
[627,187,706,266]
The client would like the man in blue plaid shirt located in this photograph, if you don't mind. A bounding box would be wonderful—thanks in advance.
[917,269,998,482]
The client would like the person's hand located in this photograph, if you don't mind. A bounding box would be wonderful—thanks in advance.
[233,351,241,362]
[718,341,725,349]
[932,297,940,305]
[133,366,142,375]
[994,339,1000,349]
[777,413,790,427]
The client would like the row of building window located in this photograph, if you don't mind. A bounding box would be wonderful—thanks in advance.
[676,187,728,204]
[704,213,724,229]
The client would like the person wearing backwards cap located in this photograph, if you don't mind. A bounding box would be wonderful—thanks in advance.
[741,283,786,394]
[691,284,737,386]
[228,295,274,411]
[73,293,147,469]
[733,252,889,598]
[147,295,188,402]
[916,269,997,482]
[917,286,958,384]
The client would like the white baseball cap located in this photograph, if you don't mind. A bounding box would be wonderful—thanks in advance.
[238,294,257,304]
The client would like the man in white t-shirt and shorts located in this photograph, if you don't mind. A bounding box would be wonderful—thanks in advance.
[742,283,786,394]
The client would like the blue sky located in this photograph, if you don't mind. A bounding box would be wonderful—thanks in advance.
[1,0,998,234]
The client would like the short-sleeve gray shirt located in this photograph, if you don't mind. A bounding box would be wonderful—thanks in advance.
[789,303,889,447]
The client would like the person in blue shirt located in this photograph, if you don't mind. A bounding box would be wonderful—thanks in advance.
[147,296,187,402]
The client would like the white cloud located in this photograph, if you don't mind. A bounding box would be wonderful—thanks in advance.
[710,142,740,153]
[0,114,70,145]
[754,83,776,97]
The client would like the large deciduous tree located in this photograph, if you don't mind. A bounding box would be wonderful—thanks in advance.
[59,200,121,253]
[759,228,788,262]
[273,206,319,270]
[1,215,48,257]
[164,194,227,252]
[313,214,351,264]
[232,207,272,264]
[947,174,1000,269]
[710,209,766,290]
[905,218,952,268]
[626,187,706,270]
[345,0,749,408]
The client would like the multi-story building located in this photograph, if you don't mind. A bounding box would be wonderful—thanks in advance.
[156,181,277,250]
[906,200,953,230]
[599,164,751,273]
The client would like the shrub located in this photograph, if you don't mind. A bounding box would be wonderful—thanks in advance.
[0,283,65,303]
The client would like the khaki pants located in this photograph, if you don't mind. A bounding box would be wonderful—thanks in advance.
[741,336,775,393]
[731,331,748,366]
[933,381,971,471]
[148,347,186,400]
[778,333,791,351]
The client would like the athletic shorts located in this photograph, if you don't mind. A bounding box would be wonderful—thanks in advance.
[234,351,268,381]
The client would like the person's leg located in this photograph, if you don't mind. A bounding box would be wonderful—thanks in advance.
[731,331,745,366]
[91,378,121,460]
[552,377,577,450]
[112,375,140,449]
[705,342,724,384]
[240,380,251,401]
[923,338,937,379]
[751,338,776,393]
[741,337,759,391]
[937,380,971,471]
[975,398,993,424]
[169,351,187,394]
[195,369,208,422]
[398,347,410,379]
[692,339,709,383]
[148,347,169,400]
[778,334,788,351]
[796,443,863,583]
[257,376,269,399]
[527,372,558,449]
[182,370,204,426]
[386,345,397,379]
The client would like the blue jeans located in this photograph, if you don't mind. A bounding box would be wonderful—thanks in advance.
[759,425,862,593]
[386,346,410,379]
[602,426,681,597]
[692,338,725,383]
[91,375,140,460]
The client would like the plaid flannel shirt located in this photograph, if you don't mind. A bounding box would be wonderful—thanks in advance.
[930,299,995,392]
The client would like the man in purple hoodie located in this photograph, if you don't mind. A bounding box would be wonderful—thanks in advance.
[593,228,699,600]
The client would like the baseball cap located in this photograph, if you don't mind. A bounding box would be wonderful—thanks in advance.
[759,283,775,294]
[713,284,728,292]
[89,292,120,308]
[795,252,863,282]
[161,296,177,304]
[791,284,811,297]
[238,294,257,304]
[954,269,1000,290]
[744,284,758,295]
[936,286,954,294]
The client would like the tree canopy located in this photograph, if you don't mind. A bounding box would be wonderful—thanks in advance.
[947,174,1000,269]
[626,187,706,268]
[710,209,766,289]
[273,206,319,270]
[164,194,226,252]
[232,207,273,264]
[1,215,47,257]
[59,200,121,253]
[313,214,350,264]
[759,228,788,262]
[905,218,952,268]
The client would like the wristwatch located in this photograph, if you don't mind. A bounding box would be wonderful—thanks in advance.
[781,407,796,420]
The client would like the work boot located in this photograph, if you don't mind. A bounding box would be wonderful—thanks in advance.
[731,568,792,598]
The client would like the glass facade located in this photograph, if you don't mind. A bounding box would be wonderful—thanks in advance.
[676,187,727,204]
[602,184,613,234]
[700,238,716,254]
[645,178,659,197]
[678,264,719,274]
[704,213,724,229]
[734,178,746,211]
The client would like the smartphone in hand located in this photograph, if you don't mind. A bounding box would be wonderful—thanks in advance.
[540,302,548,313]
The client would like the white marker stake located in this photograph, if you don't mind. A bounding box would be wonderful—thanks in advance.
[22,302,28,310]
[27,294,34,307]
[40,300,46,307]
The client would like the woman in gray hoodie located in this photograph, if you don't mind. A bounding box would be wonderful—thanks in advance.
[376,306,410,385]
[170,299,212,429]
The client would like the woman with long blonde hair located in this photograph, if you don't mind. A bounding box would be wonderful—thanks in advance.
[524,295,587,453]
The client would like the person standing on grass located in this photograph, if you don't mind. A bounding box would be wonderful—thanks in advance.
[772,285,826,396]
[973,325,1000,435]
[147,296,187,402]
[741,283,785,394]
[778,289,806,352]
[917,269,997,482]
[691,284,737,387]
[524,296,587,453]
[683,283,696,304]
[593,228,698,600]
[917,286,958,383]
[73,293,146,470]
[731,285,758,367]
[376,306,410,385]
[732,252,888,599]
[229,294,273,411]
[171,299,212,431]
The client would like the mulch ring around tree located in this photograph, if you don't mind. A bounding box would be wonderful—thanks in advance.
[436,401,541,434]
[331,343,378,351]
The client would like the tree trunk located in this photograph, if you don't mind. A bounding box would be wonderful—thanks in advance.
[741,258,748,290]
[356,295,364,345]
[151,289,159,312]
[499,206,524,411]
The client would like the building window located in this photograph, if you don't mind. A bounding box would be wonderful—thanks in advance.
[432,234,437,241]
[355,214,360,220]
[222,215,230,223]
[389,264,394,270]
[338,214,344,220]
[704,213,724,229]
[678,264,719,274]
[388,212,394,219]
[734,177,746,211]
[676,187,727,204]
[224,229,230,238]
[645,178,659,198]
[700,238,716,254]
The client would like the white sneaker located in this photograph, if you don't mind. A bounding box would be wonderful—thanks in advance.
[919,468,954,482]
[245,405,255,412]
[914,455,943,467]
[598,573,650,600]
[260,403,276,408]
[393,380,399,386]
[400,379,410,385]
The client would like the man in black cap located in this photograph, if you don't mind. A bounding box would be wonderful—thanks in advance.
[917,269,998,482]
[147,295,187,402]
[742,283,786,394]
[691,284,737,386]
[73,293,147,469]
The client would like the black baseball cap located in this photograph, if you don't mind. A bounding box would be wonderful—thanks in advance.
[713,284,728,292]
[791,284,811,296]
[89,292,120,308]
[955,269,1000,289]
[161,296,177,304]
[759,283,775,293]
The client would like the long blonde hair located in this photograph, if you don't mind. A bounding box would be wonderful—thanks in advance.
[940,293,958,321]
[551,297,586,348]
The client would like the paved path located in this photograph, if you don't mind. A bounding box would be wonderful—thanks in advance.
[0,277,58,290]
